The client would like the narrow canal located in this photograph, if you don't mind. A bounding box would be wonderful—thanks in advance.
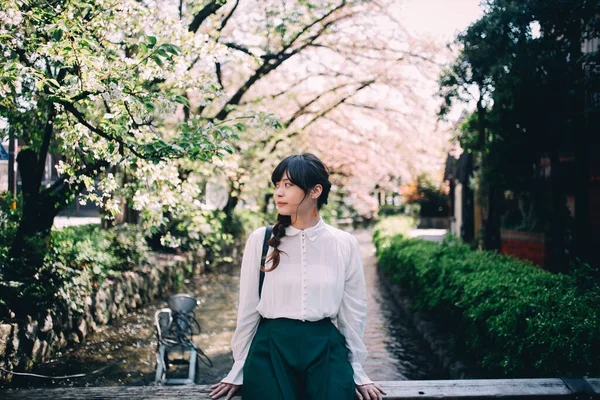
[6,229,446,389]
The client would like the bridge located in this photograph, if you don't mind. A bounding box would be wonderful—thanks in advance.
[2,378,599,399]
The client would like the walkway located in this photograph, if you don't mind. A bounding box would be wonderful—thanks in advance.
[3,228,443,389]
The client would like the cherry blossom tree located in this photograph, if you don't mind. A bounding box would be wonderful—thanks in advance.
[180,0,452,217]
[0,0,251,295]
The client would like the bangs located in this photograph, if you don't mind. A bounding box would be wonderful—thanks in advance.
[271,155,309,191]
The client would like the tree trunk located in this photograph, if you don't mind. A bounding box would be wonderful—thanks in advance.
[222,191,239,217]
[5,150,79,315]
[572,92,591,268]
[262,193,271,215]
[461,152,475,243]
[222,174,241,217]
[483,187,502,251]
[572,32,591,267]
[548,149,567,272]
[121,169,139,224]
[475,98,501,251]
[567,19,590,269]
[6,146,103,315]
[8,149,56,264]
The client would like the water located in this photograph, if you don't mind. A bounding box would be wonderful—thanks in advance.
[5,229,445,389]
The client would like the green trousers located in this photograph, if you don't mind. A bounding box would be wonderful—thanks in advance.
[242,317,355,400]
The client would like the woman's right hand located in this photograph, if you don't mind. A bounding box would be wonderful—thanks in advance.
[209,381,241,399]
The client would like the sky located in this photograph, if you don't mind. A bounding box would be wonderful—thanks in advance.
[396,0,484,43]
[394,0,485,124]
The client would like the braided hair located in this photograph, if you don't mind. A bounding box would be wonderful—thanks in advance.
[263,153,332,272]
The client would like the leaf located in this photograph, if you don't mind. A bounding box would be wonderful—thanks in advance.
[47,79,60,88]
[155,48,169,58]
[53,29,63,41]
[80,38,98,49]
[220,125,233,134]
[173,95,190,107]
[139,42,148,56]
[151,54,164,68]
[144,100,155,113]
[170,44,182,55]
[147,35,157,48]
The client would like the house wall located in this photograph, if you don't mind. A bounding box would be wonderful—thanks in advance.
[451,182,463,237]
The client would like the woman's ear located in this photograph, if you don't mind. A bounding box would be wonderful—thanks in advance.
[312,184,323,199]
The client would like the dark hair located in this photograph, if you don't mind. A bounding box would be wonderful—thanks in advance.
[263,153,332,272]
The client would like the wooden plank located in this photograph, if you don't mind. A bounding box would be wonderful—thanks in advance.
[1,379,599,399]
[379,379,593,398]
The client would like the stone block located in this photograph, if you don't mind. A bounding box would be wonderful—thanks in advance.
[113,283,124,305]
[117,301,127,318]
[38,340,49,363]
[68,332,79,345]
[9,324,19,361]
[83,295,93,317]
[77,318,87,341]
[24,316,38,341]
[43,331,58,361]
[132,293,142,308]
[30,338,42,364]
[58,332,67,348]
[124,279,134,297]
[93,289,111,325]
[0,324,12,359]
[39,312,53,333]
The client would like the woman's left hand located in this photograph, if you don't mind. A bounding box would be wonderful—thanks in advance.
[355,383,386,400]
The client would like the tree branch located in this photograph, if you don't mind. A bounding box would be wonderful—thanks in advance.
[42,159,110,202]
[35,104,56,193]
[58,100,147,159]
[222,41,260,57]
[218,0,240,32]
[345,102,411,116]
[211,3,351,121]
[301,79,376,130]
[286,82,355,127]
[215,62,224,90]
[280,1,348,54]
[189,1,225,33]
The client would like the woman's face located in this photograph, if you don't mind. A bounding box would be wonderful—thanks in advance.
[273,170,315,216]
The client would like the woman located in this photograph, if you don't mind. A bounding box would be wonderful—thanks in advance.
[210,153,386,400]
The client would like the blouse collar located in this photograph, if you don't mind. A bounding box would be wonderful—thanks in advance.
[285,216,326,242]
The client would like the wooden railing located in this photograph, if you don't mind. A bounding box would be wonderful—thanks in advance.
[2,378,599,399]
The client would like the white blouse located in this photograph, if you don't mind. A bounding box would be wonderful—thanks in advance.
[221,216,373,386]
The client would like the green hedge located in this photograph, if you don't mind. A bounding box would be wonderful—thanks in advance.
[373,225,600,378]
[1,206,260,319]
[1,223,150,318]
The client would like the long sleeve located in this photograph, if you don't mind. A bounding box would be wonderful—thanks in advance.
[220,228,264,385]
[337,234,373,386]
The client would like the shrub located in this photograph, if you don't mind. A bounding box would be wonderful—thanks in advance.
[0,193,22,315]
[373,222,600,378]
[0,192,20,270]
[47,224,151,314]
[0,222,152,319]
[111,224,150,270]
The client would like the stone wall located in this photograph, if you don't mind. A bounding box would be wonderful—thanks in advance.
[0,249,205,382]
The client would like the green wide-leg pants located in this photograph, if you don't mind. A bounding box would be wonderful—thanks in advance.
[242,317,355,400]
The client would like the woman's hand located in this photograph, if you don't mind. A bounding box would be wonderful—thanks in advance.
[355,382,386,400]
[209,382,241,399]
